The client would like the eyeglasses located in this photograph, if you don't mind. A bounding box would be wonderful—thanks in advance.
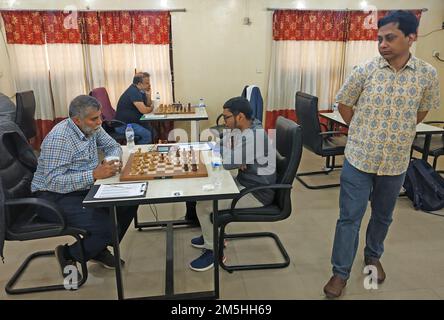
[223,114,234,121]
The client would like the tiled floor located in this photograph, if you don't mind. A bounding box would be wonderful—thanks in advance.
[1,150,444,300]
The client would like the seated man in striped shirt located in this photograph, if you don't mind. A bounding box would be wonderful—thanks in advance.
[31,95,137,277]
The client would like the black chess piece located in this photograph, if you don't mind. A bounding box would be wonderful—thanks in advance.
[183,163,189,171]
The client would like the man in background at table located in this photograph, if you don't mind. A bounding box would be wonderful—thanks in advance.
[115,72,155,144]
[188,97,276,272]
[323,10,440,298]
[32,95,137,278]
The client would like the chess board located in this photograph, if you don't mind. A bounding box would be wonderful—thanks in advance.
[154,103,196,115]
[120,147,208,181]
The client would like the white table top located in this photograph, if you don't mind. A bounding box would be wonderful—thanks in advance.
[319,111,444,134]
[83,144,239,205]
[140,106,209,121]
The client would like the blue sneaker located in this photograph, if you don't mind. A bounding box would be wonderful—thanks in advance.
[190,249,214,272]
[191,235,227,249]
[189,249,227,272]
[191,235,205,249]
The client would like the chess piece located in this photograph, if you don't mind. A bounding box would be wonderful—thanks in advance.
[183,163,189,171]
[176,148,180,157]
[191,163,197,172]
[188,103,191,112]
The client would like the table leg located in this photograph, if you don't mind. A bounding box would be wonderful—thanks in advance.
[422,134,432,161]
[212,200,220,299]
[110,206,124,300]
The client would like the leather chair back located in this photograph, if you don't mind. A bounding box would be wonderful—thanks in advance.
[15,91,37,140]
[90,87,115,121]
[0,121,37,227]
[295,91,323,155]
[274,116,302,218]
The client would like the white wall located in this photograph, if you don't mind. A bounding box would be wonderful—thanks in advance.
[0,0,443,127]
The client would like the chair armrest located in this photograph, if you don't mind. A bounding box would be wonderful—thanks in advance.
[5,197,67,230]
[319,131,348,137]
[104,119,126,128]
[229,184,292,213]
[216,113,224,126]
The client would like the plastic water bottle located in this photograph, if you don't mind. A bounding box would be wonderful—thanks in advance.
[125,124,135,153]
[198,98,205,108]
[211,149,222,188]
[332,103,339,112]
[212,162,222,189]
[155,92,161,108]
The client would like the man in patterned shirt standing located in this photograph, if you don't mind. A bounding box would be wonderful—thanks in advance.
[32,95,137,278]
[324,11,440,298]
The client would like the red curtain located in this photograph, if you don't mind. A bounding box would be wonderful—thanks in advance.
[81,11,101,44]
[1,11,45,44]
[273,9,423,42]
[41,11,81,44]
[99,11,133,44]
[348,10,422,40]
[132,11,170,44]
[273,10,348,41]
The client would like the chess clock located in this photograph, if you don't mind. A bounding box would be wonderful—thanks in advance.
[157,145,171,153]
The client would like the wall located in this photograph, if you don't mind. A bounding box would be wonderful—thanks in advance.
[0,0,443,128]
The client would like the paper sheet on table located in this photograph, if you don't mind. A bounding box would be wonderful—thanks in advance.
[94,183,147,199]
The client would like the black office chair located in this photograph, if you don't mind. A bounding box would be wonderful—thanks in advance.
[411,121,444,172]
[15,91,37,140]
[0,121,88,295]
[294,91,347,189]
[216,116,302,272]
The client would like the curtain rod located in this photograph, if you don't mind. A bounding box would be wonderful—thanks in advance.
[0,8,186,12]
[266,8,428,12]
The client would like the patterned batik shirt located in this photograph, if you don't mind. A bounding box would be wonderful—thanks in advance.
[336,55,440,175]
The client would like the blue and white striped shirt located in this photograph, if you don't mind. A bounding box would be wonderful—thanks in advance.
[31,118,122,193]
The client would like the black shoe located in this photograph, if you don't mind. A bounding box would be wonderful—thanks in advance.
[91,248,126,270]
[55,244,81,280]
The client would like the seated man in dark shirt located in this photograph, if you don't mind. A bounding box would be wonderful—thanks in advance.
[115,72,155,144]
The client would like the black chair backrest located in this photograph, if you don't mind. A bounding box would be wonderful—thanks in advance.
[0,121,37,227]
[274,116,302,216]
[294,91,323,155]
[15,91,37,140]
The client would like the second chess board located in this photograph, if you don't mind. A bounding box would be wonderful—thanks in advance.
[154,103,196,115]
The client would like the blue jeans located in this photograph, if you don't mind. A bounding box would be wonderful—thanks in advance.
[36,191,137,262]
[115,123,153,144]
[331,159,406,280]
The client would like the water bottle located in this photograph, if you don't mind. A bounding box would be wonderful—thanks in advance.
[125,124,135,153]
[212,162,222,189]
[211,149,222,188]
[198,98,205,108]
[155,92,161,108]
[332,103,339,113]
